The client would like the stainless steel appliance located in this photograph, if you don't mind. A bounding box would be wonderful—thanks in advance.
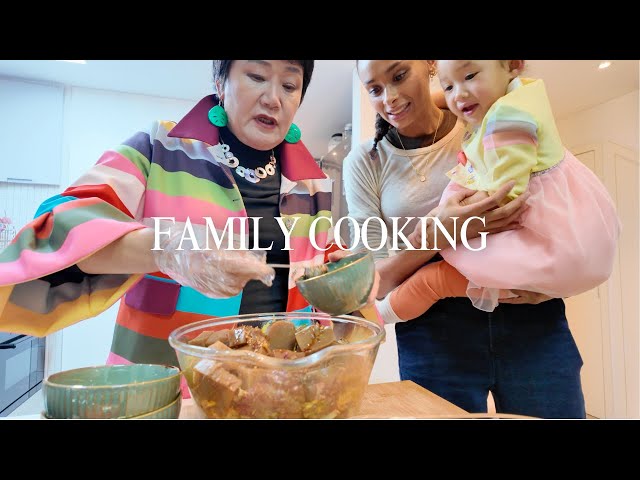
[0,332,45,416]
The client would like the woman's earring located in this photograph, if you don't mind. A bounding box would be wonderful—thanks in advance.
[208,102,228,127]
[284,123,301,143]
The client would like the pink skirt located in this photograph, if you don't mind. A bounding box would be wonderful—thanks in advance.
[439,149,621,311]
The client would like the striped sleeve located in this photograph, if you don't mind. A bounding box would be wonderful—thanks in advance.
[0,125,158,336]
[480,103,539,201]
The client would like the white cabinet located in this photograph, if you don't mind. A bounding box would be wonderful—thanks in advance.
[567,142,639,419]
[0,77,64,185]
[566,145,607,418]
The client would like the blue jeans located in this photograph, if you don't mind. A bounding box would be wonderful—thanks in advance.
[395,297,586,418]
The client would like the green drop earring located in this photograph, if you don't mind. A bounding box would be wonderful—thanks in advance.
[208,100,228,127]
[285,123,301,143]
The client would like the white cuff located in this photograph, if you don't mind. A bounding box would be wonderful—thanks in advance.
[375,294,406,325]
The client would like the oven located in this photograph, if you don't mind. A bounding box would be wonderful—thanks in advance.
[0,332,45,416]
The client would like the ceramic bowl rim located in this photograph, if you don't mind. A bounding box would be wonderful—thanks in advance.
[44,364,181,390]
[294,251,373,287]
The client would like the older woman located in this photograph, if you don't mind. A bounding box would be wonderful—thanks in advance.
[0,61,357,381]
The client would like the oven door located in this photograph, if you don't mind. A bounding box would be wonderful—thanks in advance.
[0,335,40,415]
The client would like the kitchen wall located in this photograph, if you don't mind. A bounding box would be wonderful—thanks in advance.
[0,78,64,247]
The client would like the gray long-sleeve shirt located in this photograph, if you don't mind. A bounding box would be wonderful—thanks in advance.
[343,121,464,260]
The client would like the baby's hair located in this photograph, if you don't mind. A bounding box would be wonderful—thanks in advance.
[436,60,525,71]
[500,60,527,73]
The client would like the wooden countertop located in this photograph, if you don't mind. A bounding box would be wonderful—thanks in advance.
[16,380,532,419]
[179,380,468,419]
[351,380,467,418]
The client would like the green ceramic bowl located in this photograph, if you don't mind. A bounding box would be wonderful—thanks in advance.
[295,251,375,316]
[43,364,181,419]
[129,395,182,419]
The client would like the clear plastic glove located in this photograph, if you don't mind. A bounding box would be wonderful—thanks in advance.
[152,222,275,299]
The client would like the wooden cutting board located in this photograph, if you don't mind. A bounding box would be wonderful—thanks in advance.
[179,380,468,419]
[352,380,468,418]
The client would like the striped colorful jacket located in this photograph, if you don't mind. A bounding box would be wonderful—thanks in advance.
[0,95,358,371]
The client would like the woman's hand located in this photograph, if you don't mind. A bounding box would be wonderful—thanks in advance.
[499,290,554,305]
[457,181,530,237]
[411,180,530,247]
[328,250,380,307]
[152,222,275,298]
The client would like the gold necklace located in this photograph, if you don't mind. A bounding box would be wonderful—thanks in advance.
[396,109,443,183]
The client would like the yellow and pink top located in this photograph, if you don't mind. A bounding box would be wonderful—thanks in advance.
[447,77,565,201]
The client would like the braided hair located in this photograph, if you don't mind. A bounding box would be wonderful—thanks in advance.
[355,61,391,161]
[369,114,391,161]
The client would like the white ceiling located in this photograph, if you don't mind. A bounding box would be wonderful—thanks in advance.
[526,60,638,117]
[0,60,637,158]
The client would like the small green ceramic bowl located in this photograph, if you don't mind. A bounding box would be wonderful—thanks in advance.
[43,364,181,419]
[295,251,375,316]
[130,395,182,419]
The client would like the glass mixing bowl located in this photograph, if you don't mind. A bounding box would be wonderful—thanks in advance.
[169,312,384,419]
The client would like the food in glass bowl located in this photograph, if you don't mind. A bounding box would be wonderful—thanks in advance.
[169,312,384,419]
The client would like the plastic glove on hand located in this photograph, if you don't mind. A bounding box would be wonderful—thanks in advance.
[152,222,275,298]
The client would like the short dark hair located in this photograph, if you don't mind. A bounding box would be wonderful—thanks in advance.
[212,60,314,103]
